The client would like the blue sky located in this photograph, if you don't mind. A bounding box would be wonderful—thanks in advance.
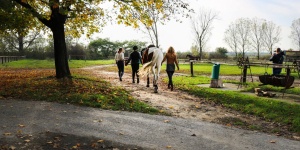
[91,0,300,53]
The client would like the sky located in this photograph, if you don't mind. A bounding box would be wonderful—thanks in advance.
[90,0,300,53]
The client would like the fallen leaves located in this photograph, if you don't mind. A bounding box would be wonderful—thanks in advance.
[3,132,11,136]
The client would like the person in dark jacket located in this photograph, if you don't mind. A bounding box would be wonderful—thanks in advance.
[126,46,142,83]
[270,48,284,75]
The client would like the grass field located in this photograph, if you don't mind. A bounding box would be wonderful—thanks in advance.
[0,59,115,69]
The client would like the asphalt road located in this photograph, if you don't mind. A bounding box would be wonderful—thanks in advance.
[0,99,299,150]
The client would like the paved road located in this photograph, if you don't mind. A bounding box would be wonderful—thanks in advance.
[0,99,299,150]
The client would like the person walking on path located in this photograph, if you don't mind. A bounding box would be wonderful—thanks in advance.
[115,47,125,81]
[161,46,179,91]
[270,48,284,75]
[126,46,142,83]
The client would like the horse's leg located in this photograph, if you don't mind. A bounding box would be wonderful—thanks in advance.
[152,65,158,93]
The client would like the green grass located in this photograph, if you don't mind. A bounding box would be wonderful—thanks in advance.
[176,63,299,77]
[3,59,299,78]
[0,59,115,69]
[171,75,300,132]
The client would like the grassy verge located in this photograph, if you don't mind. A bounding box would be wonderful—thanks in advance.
[171,75,300,133]
[0,68,159,114]
[0,59,115,69]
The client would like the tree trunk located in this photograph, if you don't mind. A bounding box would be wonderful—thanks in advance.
[18,34,24,55]
[51,23,71,78]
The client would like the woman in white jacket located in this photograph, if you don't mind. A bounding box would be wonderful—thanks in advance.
[115,48,125,81]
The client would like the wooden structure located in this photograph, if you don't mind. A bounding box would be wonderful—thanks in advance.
[284,51,300,78]
[237,56,297,96]
[236,57,253,88]
[1,56,26,64]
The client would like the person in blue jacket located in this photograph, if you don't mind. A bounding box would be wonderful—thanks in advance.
[270,48,284,75]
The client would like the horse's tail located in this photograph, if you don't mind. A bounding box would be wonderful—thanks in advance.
[139,51,160,77]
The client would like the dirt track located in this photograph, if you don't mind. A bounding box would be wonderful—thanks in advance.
[83,65,300,141]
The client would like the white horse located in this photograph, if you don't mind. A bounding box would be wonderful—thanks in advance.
[139,47,163,93]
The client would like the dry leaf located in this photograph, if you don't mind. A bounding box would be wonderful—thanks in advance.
[9,146,16,150]
[166,145,172,148]
[270,140,276,143]
[164,120,170,123]
[119,132,124,135]
[24,139,30,143]
[97,140,104,143]
[226,123,232,127]
[293,136,300,140]
[47,141,53,144]
[168,106,174,109]
[18,124,25,127]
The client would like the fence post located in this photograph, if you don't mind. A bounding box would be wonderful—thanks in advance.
[190,60,194,77]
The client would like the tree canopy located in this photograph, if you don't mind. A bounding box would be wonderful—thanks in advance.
[1,0,191,78]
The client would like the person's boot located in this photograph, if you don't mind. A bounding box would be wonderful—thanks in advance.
[170,84,173,91]
[118,72,121,81]
[137,78,139,84]
[168,84,171,89]
[120,72,123,81]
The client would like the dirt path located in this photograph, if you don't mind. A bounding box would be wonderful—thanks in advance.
[82,65,300,141]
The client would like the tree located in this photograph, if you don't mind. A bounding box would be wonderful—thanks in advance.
[250,18,265,60]
[224,23,239,58]
[236,18,251,58]
[262,20,281,55]
[190,45,199,56]
[216,47,228,58]
[190,8,218,60]
[290,18,300,50]
[7,0,188,78]
[89,38,117,59]
[116,0,191,47]
[122,40,147,57]
[0,1,43,55]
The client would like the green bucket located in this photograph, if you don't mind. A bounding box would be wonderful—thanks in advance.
[211,63,220,79]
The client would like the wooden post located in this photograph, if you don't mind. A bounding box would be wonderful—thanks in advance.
[243,65,247,83]
[190,60,194,76]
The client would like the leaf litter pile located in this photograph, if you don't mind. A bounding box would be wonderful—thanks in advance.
[0,69,158,114]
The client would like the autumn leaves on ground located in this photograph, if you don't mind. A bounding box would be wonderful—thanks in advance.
[0,68,159,114]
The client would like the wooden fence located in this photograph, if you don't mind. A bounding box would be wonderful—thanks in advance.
[0,56,26,64]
